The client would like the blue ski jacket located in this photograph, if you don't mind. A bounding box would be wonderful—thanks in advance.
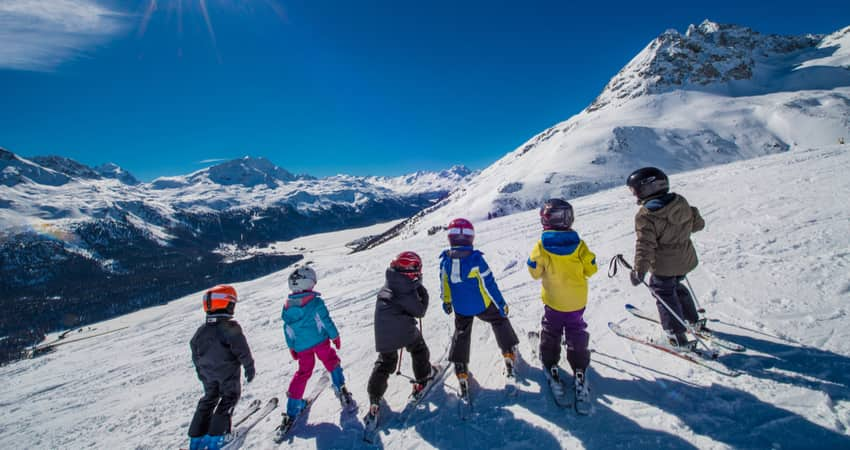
[439,247,507,317]
[282,291,340,353]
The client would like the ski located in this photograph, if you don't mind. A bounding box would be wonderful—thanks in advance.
[273,374,330,443]
[608,321,741,377]
[625,304,745,352]
[363,362,450,444]
[527,331,572,408]
[220,398,278,450]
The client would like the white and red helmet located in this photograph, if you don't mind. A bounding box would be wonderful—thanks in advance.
[390,251,423,280]
[447,218,475,247]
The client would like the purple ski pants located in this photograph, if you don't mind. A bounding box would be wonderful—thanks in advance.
[539,306,590,372]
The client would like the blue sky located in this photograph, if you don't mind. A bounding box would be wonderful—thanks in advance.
[0,0,847,181]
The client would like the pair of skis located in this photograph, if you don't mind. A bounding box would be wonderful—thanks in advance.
[272,375,359,443]
[611,304,744,377]
[363,362,451,444]
[527,331,591,415]
[178,397,279,450]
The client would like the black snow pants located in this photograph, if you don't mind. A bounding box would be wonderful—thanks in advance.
[448,303,519,372]
[188,376,241,437]
[649,275,700,334]
[366,334,431,404]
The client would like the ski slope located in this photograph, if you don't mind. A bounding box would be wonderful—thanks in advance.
[1,145,849,449]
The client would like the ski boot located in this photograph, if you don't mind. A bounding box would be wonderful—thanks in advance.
[503,348,517,377]
[285,397,307,419]
[574,369,589,403]
[189,436,207,450]
[205,434,230,450]
[666,331,696,351]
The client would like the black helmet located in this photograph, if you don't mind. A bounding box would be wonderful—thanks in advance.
[540,198,574,230]
[626,167,669,202]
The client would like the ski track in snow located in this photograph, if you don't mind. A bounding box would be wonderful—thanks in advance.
[1,146,850,449]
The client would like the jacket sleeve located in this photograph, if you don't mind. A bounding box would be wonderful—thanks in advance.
[634,211,657,275]
[281,309,295,350]
[527,241,547,280]
[580,241,598,278]
[440,255,452,306]
[316,300,340,340]
[416,283,430,311]
[225,322,255,372]
[479,257,506,308]
[396,284,428,318]
[190,334,204,381]
[691,206,705,233]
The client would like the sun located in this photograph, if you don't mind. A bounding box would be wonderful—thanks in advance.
[136,0,288,61]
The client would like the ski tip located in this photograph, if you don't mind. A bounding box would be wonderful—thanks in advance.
[625,304,636,310]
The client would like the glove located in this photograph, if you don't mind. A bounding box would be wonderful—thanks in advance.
[332,336,341,349]
[630,270,645,287]
[442,302,453,315]
[244,365,255,383]
[289,349,298,360]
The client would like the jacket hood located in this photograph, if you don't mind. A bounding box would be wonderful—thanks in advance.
[643,193,692,225]
[283,291,319,322]
[384,268,419,295]
[541,230,581,255]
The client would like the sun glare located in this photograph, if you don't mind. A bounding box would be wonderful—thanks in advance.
[136,0,288,61]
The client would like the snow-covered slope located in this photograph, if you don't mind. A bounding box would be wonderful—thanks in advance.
[393,21,850,237]
[2,145,848,449]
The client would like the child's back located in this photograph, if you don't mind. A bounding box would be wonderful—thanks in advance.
[528,229,597,313]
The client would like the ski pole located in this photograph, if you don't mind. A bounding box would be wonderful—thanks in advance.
[395,349,404,375]
[611,255,716,357]
[683,277,703,312]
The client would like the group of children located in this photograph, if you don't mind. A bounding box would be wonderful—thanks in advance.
[186,166,706,449]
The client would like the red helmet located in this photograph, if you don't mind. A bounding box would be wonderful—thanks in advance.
[203,285,238,313]
[447,218,474,247]
[391,251,422,280]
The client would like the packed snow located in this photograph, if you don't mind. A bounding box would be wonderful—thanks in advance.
[2,144,848,449]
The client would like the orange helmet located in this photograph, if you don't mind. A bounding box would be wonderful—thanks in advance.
[203,285,238,313]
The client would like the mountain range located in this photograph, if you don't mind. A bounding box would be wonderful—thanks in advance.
[0,152,474,362]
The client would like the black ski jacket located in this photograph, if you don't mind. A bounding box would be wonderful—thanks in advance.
[190,315,255,384]
[374,269,430,353]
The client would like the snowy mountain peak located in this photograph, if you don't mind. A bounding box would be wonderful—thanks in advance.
[95,163,140,185]
[200,156,304,187]
[588,20,829,111]
[31,155,103,180]
[0,150,71,187]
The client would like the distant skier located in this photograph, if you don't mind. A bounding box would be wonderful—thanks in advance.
[365,251,438,422]
[281,266,352,425]
[527,199,597,402]
[440,218,519,393]
[188,284,256,450]
[626,167,706,348]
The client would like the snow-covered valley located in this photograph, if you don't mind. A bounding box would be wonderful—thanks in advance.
[2,144,848,449]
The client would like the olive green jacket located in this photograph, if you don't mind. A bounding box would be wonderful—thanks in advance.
[633,193,705,277]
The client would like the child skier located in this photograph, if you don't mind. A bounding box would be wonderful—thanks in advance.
[626,167,706,348]
[440,218,519,394]
[527,199,597,402]
[365,251,438,422]
[188,284,256,450]
[281,266,352,428]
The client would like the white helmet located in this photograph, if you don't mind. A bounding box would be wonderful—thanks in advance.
[288,266,317,292]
